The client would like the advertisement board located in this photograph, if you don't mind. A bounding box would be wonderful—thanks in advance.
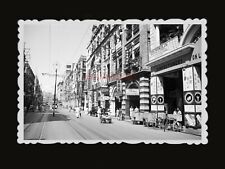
[156,76,164,94]
[126,89,139,96]
[150,76,157,95]
[193,66,201,90]
[182,67,194,91]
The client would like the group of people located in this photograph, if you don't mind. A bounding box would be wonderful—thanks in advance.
[130,106,139,119]
[68,106,82,118]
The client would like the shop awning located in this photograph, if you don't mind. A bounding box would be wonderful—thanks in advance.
[146,44,194,68]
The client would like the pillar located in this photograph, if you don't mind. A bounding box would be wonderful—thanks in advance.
[121,82,126,115]
[139,77,150,113]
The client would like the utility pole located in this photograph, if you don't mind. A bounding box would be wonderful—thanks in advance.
[53,68,57,116]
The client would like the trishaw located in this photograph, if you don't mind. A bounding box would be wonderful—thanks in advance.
[100,111,112,123]
[143,112,157,127]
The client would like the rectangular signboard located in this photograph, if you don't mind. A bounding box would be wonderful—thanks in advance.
[157,105,164,111]
[193,66,201,90]
[182,67,194,91]
[195,105,201,112]
[151,105,157,111]
[150,76,157,95]
[126,89,139,95]
[156,76,164,94]
[184,105,195,112]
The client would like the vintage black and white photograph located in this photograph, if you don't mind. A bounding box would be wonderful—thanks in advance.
[17,19,207,144]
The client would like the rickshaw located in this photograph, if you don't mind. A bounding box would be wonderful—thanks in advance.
[100,110,112,123]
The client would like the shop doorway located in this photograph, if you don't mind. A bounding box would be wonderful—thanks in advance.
[128,96,140,109]
[115,97,122,113]
[162,70,184,124]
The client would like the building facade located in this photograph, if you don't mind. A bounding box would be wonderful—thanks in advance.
[146,24,202,129]
[86,23,202,131]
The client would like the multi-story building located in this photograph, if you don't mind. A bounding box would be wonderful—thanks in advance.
[86,23,202,132]
[86,24,121,114]
[146,24,202,130]
[74,55,87,110]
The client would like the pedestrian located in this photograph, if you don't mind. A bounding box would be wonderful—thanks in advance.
[134,107,139,114]
[97,106,101,117]
[130,106,133,119]
[116,108,119,117]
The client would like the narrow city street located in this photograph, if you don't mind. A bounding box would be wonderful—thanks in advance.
[24,108,201,141]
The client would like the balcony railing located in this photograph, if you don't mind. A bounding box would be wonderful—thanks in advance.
[133,25,139,35]
[149,36,180,61]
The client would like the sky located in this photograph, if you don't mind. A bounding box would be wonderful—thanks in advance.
[23,20,94,94]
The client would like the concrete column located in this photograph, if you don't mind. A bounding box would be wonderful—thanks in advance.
[139,77,150,114]
[139,24,149,70]
[121,82,126,115]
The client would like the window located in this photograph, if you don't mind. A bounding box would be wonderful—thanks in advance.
[126,24,132,41]
[133,24,139,35]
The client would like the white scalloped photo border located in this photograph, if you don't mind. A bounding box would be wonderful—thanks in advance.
[17,19,207,144]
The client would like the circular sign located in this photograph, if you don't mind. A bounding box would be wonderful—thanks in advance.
[151,96,157,104]
[195,92,201,104]
[184,92,194,104]
[157,95,164,104]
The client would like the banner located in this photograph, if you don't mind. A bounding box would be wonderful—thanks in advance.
[182,67,194,91]
[156,76,164,94]
[193,66,201,90]
[150,76,157,95]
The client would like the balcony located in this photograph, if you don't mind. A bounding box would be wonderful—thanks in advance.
[133,25,139,35]
[149,36,180,61]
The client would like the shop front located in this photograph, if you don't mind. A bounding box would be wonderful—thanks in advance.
[148,25,202,132]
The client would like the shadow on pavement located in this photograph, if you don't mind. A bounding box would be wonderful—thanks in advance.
[24,111,70,124]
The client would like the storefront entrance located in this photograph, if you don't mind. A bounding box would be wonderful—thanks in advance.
[115,97,121,112]
[162,70,184,124]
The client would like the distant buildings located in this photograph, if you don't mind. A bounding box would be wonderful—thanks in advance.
[24,46,43,112]
[61,57,87,110]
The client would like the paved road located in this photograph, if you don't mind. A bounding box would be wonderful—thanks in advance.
[24,107,201,141]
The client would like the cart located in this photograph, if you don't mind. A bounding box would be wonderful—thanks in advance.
[132,112,143,125]
[100,112,112,123]
[143,112,157,127]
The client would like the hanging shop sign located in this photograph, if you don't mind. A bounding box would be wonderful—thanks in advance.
[126,89,139,95]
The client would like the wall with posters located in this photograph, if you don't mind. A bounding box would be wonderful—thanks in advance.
[182,65,201,128]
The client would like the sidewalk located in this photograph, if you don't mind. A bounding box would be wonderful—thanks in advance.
[111,115,201,136]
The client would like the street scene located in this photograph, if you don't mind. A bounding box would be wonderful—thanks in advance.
[19,19,206,143]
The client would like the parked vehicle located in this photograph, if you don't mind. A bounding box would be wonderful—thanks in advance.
[100,111,112,123]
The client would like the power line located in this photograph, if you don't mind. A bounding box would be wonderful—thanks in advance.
[73,24,92,58]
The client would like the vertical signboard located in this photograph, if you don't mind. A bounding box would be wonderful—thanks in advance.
[182,65,202,128]
[150,76,164,113]
[156,76,164,112]
[150,76,157,111]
